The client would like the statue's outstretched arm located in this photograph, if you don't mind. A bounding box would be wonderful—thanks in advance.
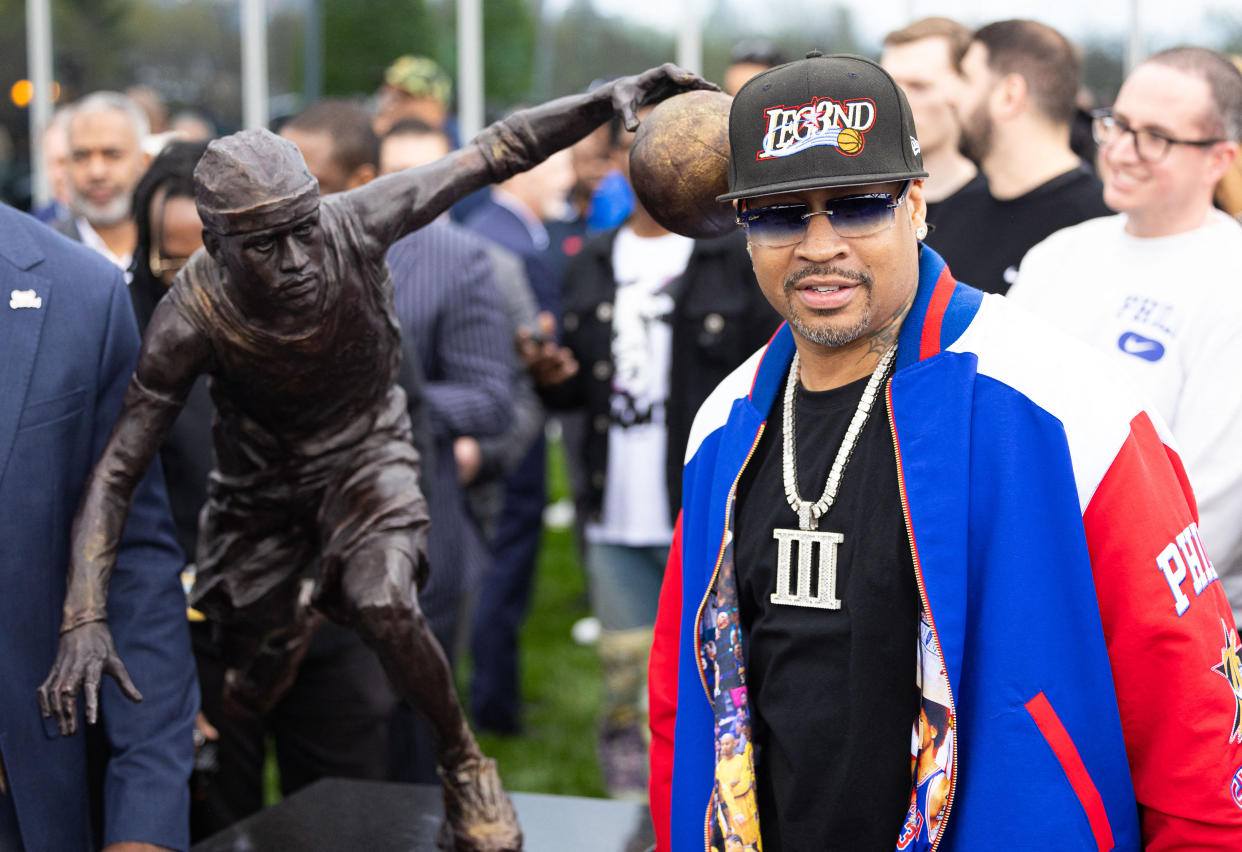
[39,299,209,737]
[353,63,717,246]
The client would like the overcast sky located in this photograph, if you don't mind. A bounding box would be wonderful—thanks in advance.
[548,0,1240,53]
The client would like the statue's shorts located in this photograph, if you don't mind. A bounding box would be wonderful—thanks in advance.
[188,389,430,642]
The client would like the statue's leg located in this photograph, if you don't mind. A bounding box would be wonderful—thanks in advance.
[334,539,522,852]
[315,428,520,850]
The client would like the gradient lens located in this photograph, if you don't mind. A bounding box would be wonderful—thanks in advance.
[739,188,904,247]
[739,204,809,247]
[824,195,896,237]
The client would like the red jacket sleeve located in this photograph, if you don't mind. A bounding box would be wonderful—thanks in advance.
[649,514,685,852]
[1083,412,1242,850]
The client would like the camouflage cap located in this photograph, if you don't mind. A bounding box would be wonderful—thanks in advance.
[384,55,453,104]
[194,129,319,235]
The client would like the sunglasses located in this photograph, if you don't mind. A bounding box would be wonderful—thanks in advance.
[737,181,912,247]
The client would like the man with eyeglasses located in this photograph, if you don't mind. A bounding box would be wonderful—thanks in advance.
[1010,47,1242,634]
[649,52,1242,852]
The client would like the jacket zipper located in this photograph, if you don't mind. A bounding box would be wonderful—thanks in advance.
[887,379,958,851]
[696,423,766,852]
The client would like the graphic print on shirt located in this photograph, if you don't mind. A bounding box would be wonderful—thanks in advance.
[896,613,954,851]
[1212,618,1242,745]
[703,528,762,851]
[608,275,675,429]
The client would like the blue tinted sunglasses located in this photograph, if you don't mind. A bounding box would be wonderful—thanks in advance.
[737,181,912,247]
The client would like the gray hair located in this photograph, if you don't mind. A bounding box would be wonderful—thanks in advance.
[1145,47,1242,142]
[67,90,150,142]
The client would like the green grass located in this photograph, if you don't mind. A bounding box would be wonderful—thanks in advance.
[461,439,606,797]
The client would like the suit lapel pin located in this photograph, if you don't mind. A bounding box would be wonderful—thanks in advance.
[9,289,42,310]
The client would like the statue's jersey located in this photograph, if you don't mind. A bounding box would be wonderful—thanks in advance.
[168,195,402,469]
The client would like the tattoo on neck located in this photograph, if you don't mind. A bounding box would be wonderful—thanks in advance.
[859,290,915,365]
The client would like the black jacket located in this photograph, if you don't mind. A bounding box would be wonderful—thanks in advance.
[546,227,780,524]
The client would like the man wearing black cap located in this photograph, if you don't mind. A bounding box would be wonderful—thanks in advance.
[36,64,712,852]
[649,52,1242,851]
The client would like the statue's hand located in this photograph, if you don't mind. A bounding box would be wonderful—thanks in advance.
[38,621,142,736]
[610,63,720,131]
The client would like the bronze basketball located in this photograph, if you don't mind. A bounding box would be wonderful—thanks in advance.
[629,90,736,239]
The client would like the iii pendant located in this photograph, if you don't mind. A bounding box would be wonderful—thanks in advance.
[772,344,896,609]
[771,528,844,609]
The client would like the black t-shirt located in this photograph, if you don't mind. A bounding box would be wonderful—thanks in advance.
[733,370,921,852]
[926,163,1110,296]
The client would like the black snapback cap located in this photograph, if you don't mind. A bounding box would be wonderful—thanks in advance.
[719,52,927,201]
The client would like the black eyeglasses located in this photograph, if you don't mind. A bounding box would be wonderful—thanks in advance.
[1091,110,1224,163]
[737,181,912,247]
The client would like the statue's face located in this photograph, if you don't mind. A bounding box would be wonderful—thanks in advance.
[214,207,327,319]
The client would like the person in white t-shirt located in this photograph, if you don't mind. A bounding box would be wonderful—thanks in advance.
[1010,46,1242,624]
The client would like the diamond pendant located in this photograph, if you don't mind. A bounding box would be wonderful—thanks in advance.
[771,527,844,609]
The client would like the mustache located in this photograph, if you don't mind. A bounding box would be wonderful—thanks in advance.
[784,264,873,293]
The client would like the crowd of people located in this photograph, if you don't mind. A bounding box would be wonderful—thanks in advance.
[2,12,1242,852]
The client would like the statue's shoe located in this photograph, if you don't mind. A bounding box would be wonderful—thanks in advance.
[436,756,523,852]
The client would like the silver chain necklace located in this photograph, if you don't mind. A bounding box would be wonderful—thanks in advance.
[781,345,897,532]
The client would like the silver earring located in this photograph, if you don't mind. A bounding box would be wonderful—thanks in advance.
[916,225,928,241]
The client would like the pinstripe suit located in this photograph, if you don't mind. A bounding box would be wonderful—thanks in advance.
[386,218,515,653]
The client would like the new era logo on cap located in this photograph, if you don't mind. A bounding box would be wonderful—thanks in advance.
[720,52,928,201]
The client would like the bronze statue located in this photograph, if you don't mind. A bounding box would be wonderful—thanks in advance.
[37,65,713,852]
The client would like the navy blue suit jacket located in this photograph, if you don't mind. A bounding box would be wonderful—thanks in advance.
[0,203,197,851]
[465,195,562,318]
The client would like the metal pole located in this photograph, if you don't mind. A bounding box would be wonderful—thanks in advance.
[26,0,53,209]
[1125,0,1144,73]
[303,0,323,107]
[676,0,702,75]
[457,0,483,143]
[241,0,270,130]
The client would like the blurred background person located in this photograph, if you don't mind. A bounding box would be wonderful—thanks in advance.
[1010,46,1242,625]
[280,99,378,194]
[51,91,151,277]
[881,18,983,226]
[722,40,788,96]
[943,19,1110,293]
[169,110,217,143]
[379,118,455,176]
[33,108,73,223]
[127,84,169,136]
[373,55,453,139]
[463,145,577,735]
[380,117,551,737]
[537,109,779,799]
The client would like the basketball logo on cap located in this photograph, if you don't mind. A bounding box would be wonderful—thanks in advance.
[837,128,864,156]
[755,96,875,161]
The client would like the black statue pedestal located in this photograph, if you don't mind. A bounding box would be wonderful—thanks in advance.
[191,777,655,852]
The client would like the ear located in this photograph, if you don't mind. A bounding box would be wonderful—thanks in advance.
[1204,141,1239,187]
[202,229,221,262]
[906,179,927,235]
[994,73,1028,121]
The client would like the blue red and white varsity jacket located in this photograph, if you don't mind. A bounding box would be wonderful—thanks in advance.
[649,246,1242,851]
